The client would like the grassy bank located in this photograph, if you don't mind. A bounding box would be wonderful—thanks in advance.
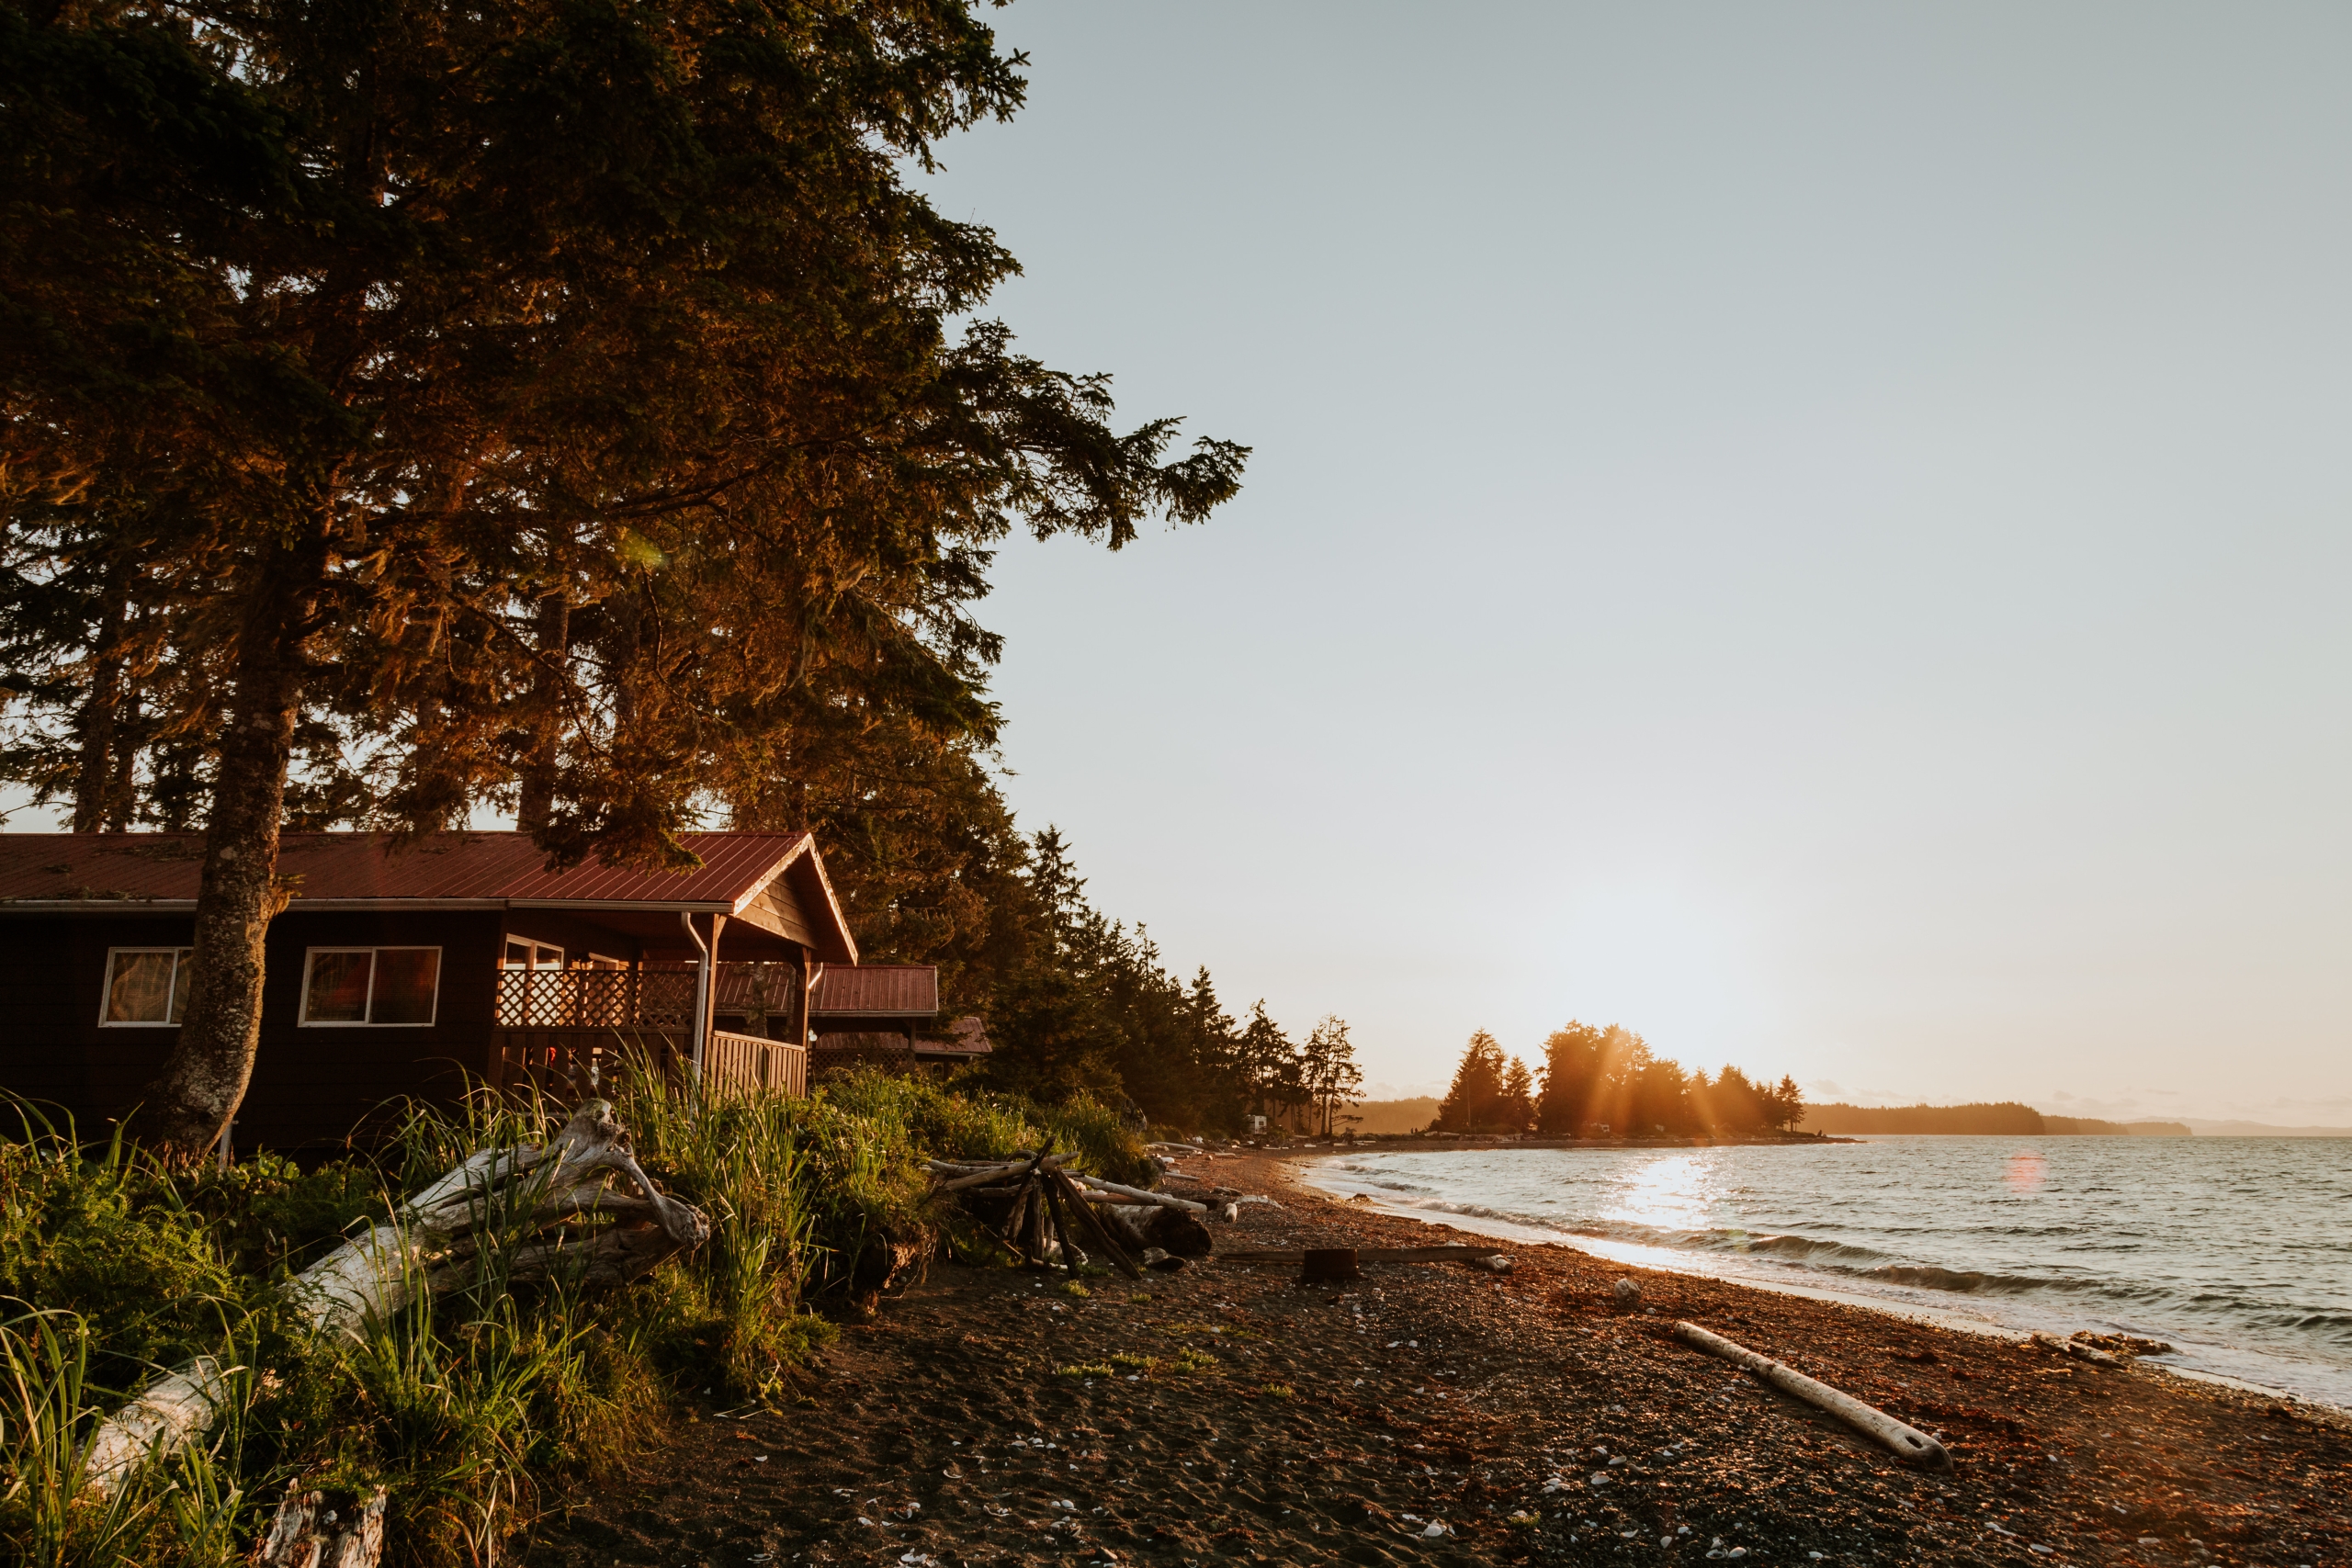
[0,1067,1148,1566]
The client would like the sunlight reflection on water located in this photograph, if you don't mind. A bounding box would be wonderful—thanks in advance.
[1600,1154,1717,1234]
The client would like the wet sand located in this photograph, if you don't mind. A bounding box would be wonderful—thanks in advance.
[526,1152,2352,1567]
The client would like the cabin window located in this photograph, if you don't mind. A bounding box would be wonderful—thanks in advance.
[502,939,564,970]
[300,947,442,1026]
[99,947,192,1025]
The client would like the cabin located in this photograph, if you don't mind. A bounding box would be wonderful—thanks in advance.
[0,830,859,1152]
[805,963,992,1081]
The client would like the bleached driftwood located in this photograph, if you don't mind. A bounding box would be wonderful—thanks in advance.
[1674,1321,1953,1471]
[928,1151,1155,1280]
[84,1100,708,1497]
[256,1481,389,1568]
[928,1155,1073,1192]
[1072,1174,1207,1215]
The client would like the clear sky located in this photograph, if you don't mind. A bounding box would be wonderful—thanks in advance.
[912,3,2352,1122]
[10,6,2344,1126]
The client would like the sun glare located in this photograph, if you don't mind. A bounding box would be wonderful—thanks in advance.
[1601,1154,1721,1235]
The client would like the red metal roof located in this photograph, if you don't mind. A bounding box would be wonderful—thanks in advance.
[808,964,939,1019]
[710,962,800,1012]
[0,829,808,909]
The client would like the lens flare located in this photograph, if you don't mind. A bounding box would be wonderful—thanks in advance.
[2004,1150,2046,1194]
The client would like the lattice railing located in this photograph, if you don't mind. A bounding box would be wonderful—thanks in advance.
[490,964,810,1100]
[493,964,698,1030]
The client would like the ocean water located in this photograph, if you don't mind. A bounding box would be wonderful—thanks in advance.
[1301,1136,2352,1408]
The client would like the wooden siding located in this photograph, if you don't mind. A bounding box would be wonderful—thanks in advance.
[0,908,505,1151]
[736,873,815,948]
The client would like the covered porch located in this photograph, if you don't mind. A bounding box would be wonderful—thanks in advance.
[488,900,830,1102]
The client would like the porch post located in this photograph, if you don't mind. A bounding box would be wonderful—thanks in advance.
[680,912,713,1081]
[706,914,726,1070]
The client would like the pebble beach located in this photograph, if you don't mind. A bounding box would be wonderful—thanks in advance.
[527,1150,2352,1567]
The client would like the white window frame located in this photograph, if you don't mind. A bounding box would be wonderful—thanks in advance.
[501,938,564,969]
[298,946,444,1028]
[96,947,193,1027]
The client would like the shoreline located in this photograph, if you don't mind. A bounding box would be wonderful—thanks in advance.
[530,1151,2352,1568]
[1288,1153,2352,1417]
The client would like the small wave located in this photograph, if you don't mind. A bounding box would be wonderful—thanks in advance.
[1847,1262,2081,1295]
[1374,1194,1565,1229]
[1740,1233,1884,1264]
[2262,1311,2352,1344]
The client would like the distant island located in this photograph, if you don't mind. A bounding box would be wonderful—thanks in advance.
[1800,1101,2191,1136]
[1349,1098,1442,1135]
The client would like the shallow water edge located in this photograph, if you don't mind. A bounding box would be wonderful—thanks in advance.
[1297,1137,2352,1411]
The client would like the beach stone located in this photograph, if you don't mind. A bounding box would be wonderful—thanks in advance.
[1615,1278,1643,1308]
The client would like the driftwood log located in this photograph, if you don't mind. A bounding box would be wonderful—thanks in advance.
[933,1155,1212,1274]
[1674,1321,1953,1471]
[84,1101,709,1498]
[1073,1174,1207,1215]
[927,1153,1149,1279]
[255,1481,389,1568]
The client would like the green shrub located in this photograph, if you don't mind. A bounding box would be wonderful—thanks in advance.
[812,1070,1158,1186]
[0,1115,262,1394]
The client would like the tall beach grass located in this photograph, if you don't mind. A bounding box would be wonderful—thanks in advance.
[0,1066,1150,1564]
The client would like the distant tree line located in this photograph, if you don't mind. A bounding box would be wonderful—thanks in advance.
[1799,1102,2189,1137]
[874,806,1362,1136]
[1431,1024,1804,1137]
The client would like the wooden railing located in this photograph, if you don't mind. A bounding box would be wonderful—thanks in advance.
[706,1030,808,1100]
[486,964,808,1100]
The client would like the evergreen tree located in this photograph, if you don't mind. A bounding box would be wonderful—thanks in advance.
[1238,1002,1301,1125]
[1535,1021,1806,1141]
[1500,1055,1535,1132]
[1301,1015,1364,1137]
[1,0,1246,1156]
[1533,1021,1608,1134]
[1434,1031,1510,1132]
[1627,1055,1690,1135]
[1693,1065,1777,1134]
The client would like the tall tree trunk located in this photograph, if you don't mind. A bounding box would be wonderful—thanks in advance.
[104,688,141,830]
[142,538,321,1159]
[71,562,130,832]
[515,590,569,833]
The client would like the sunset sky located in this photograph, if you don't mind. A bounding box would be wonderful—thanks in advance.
[912,3,2352,1122]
